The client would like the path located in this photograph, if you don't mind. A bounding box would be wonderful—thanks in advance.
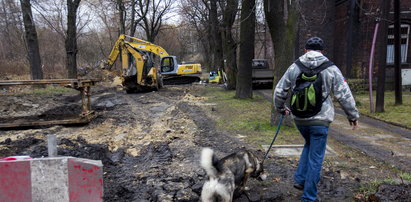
[255,89,411,173]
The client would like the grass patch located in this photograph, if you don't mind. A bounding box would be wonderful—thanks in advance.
[354,91,411,127]
[356,172,411,199]
[358,179,397,195]
[400,172,411,181]
[200,87,301,149]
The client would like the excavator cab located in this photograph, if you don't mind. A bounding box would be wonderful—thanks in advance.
[160,56,202,85]
[160,56,178,74]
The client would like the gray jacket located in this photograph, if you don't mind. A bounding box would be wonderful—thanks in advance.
[274,51,359,126]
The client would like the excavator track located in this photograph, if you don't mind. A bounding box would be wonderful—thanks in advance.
[162,75,201,85]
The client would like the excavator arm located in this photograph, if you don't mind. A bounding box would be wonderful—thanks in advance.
[123,35,169,58]
[104,34,162,92]
[105,34,169,66]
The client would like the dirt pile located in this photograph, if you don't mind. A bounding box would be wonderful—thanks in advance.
[373,184,411,201]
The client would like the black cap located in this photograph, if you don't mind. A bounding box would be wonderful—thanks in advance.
[305,37,324,50]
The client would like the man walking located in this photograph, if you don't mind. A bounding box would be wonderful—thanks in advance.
[273,37,359,201]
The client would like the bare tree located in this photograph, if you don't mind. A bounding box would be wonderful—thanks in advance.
[264,0,298,84]
[375,0,394,112]
[264,0,298,125]
[209,0,223,71]
[0,0,26,75]
[20,0,43,80]
[235,0,255,99]
[31,0,92,78]
[138,0,174,42]
[84,0,118,55]
[130,0,149,36]
[220,0,239,90]
[179,0,213,69]
[66,0,81,78]
[180,0,234,77]
[117,0,126,34]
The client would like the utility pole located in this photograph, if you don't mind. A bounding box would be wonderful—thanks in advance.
[393,0,402,105]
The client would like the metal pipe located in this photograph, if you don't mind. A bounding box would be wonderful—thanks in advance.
[47,134,57,157]
[368,21,379,113]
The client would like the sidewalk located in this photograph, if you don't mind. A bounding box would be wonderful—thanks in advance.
[330,108,411,172]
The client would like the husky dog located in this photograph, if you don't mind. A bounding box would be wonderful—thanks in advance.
[200,148,267,202]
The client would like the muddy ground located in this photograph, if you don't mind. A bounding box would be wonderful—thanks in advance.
[0,83,410,201]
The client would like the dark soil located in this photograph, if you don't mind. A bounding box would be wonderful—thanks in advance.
[373,184,411,202]
[0,84,410,201]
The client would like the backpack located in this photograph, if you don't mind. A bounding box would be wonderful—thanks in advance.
[290,59,334,118]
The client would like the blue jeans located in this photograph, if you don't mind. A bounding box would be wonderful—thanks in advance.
[294,125,329,202]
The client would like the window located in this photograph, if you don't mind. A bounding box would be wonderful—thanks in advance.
[160,57,174,73]
[387,24,410,64]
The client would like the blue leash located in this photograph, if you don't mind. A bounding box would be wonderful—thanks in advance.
[262,114,285,164]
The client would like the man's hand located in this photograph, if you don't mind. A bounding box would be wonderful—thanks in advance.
[280,108,291,116]
[349,120,358,130]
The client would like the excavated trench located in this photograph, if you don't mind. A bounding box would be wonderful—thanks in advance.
[0,84,410,201]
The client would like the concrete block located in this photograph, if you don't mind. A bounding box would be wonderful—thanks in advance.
[31,158,70,201]
[0,157,103,202]
[68,158,104,202]
[262,144,338,157]
[0,161,32,202]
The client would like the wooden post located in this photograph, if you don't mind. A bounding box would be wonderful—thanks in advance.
[81,86,91,115]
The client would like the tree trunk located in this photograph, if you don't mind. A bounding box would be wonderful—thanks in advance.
[66,0,81,79]
[117,0,126,35]
[129,0,136,36]
[375,0,391,113]
[264,0,298,126]
[209,0,223,71]
[345,0,356,78]
[20,0,43,80]
[221,0,239,90]
[235,0,255,99]
[393,0,402,105]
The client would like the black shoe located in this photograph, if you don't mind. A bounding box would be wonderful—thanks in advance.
[293,183,304,190]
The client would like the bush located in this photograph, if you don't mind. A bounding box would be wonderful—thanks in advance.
[346,79,375,94]
[0,60,30,80]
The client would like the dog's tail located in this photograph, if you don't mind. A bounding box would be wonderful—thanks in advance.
[201,148,218,178]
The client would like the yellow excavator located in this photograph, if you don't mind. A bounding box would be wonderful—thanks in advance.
[103,35,202,93]
[160,58,202,85]
[103,34,166,93]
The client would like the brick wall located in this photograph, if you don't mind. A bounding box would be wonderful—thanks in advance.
[332,0,411,87]
[294,0,410,84]
[297,0,336,61]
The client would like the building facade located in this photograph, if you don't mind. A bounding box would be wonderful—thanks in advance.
[297,0,411,88]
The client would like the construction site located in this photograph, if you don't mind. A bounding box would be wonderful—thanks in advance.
[1,0,411,201]
[0,78,410,201]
